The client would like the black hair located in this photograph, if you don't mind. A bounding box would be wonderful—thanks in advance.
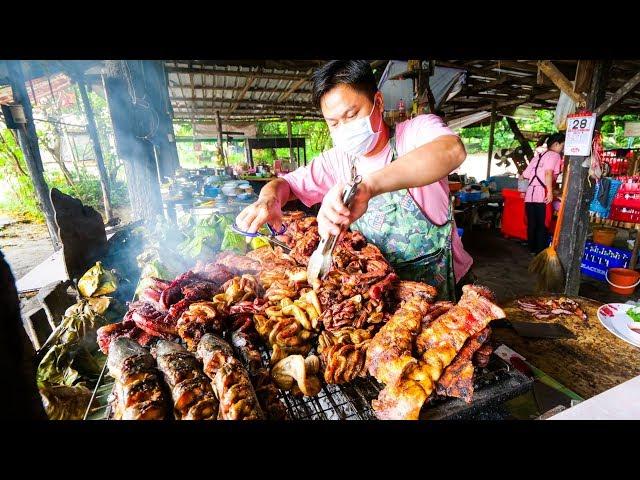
[546,132,566,148]
[311,60,378,109]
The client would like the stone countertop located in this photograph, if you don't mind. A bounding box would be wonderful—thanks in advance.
[493,295,640,399]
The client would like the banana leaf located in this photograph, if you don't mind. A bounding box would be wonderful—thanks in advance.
[77,261,118,298]
[39,384,93,420]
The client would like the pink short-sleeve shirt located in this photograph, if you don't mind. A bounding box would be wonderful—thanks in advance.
[522,150,563,203]
[283,114,473,282]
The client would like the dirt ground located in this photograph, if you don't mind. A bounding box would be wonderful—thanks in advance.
[0,205,131,280]
[463,228,632,305]
[0,217,54,280]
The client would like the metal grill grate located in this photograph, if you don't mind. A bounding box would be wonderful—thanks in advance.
[85,339,531,420]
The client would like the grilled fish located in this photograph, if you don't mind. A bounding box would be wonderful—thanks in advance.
[154,340,218,420]
[107,337,167,420]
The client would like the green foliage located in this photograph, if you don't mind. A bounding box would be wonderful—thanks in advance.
[600,114,640,149]
[0,125,129,221]
[460,109,556,154]
[256,120,331,163]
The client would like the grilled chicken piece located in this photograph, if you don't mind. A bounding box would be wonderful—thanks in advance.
[372,285,504,420]
[107,337,167,420]
[436,327,492,403]
[197,334,264,420]
[154,340,218,420]
[366,295,433,386]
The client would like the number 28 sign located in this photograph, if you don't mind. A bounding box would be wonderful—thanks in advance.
[565,112,596,156]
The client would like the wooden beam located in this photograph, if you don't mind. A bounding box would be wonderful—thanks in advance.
[594,70,640,117]
[167,85,312,95]
[574,60,596,95]
[170,96,313,108]
[557,61,612,295]
[229,75,255,113]
[436,61,496,78]
[492,60,538,73]
[278,68,313,103]
[461,76,509,95]
[166,66,307,82]
[537,60,585,106]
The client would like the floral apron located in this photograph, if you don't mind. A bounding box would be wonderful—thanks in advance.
[350,131,457,301]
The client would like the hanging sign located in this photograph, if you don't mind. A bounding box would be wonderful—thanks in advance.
[624,121,640,137]
[565,112,596,156]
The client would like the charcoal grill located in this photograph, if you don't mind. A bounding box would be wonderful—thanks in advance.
[84,342,532,420]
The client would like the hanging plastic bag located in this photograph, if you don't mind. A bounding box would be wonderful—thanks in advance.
[554,86,576,131]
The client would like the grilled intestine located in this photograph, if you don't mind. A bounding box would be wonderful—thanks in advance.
[153,340,218,420]
[107,337,167,420]
[197,334,264,420]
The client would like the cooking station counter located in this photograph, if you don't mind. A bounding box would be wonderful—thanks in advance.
[493,295,640,400]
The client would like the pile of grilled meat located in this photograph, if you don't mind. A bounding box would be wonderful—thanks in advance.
[97,211,504,420]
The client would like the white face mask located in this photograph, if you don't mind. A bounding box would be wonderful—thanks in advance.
[330,100,383,157]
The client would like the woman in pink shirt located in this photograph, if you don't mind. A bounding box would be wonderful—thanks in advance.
[236,60,472,300]
[520,133,565,255]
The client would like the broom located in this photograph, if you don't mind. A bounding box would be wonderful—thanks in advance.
[528,165,570,293]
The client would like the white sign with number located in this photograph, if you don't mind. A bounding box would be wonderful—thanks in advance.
[565,113,596,156]
[624,121,640,137]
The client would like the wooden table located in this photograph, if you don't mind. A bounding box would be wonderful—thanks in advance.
[493,295,640,399]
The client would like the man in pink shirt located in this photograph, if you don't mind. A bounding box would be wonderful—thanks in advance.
[236,60,473,300]
[520,133,565,255]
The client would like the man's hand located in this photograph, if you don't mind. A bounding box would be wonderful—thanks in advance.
[317,180,373,239]
[236,195,283,233]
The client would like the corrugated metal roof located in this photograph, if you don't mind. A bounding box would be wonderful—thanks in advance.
[165,60,324,123]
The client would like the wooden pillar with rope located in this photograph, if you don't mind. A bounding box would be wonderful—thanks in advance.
[102,60,163,222]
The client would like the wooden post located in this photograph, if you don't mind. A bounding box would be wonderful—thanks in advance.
[216,110,225,166]
[4,60,61,250]
[141,61,180,180]
[102,61,163,222]
[245,139,253,167]
[75,73,113,222]
[557,61,611,295]
[286,117,294,161]
[486,103,497,180]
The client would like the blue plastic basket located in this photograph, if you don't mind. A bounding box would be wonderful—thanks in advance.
[589,179,621,217]
[458,191,482,202]
[580,241,632,282]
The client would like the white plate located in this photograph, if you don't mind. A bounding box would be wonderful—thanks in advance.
[597,303,640,348]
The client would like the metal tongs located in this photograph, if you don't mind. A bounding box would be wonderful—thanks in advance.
[231,222,291,252]
[307,175,362,283]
